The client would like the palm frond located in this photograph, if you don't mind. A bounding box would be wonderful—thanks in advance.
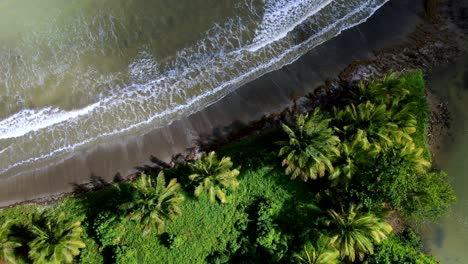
[121,172,184,235]
[326,205,392,262]
[188,151,240,203]
[28,213,85,264]
[278,108,340,182]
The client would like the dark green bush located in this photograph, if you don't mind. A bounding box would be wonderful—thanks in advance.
[364,235,438,264]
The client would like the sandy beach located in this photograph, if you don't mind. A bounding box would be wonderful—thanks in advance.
[0,0,457,207]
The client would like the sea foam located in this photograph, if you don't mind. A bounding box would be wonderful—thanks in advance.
[0,0,388,176]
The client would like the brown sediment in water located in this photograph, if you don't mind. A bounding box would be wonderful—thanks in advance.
[427,91,452,162]
[0,0,465,209]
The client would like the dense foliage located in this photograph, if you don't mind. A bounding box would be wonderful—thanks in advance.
[278,109,340,181]
[0,71,455,263]
[293,236,340,264]
[120,172,185,235]
[188,151,240,203]
[0,221,21,264]
[325,205,392,262]
[28,213,86,264]
[364,234,438,264]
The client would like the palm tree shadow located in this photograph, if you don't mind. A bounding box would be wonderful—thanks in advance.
[9,223,34,260]
[164,163,198,200]
[134,155,172,176]
[195,120,248,151]
[69,174,136,250]
[70,174,116,194]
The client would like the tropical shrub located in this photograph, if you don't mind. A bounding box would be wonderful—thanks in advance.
[188,151,240,203]
[389,135,431,174]
[233,199,289,263]
[325,205,392,262]
[334,101,402,154]
[254,201,289,262]
[356,148,453,221]
[28,213,85,264]
[364,234,438,264]
[93,212,125,247]
[355,72,413,106]
[278,108,340,181]
[406,171,456,222]
[293,236,339,264]
[120,172,184,235]
[328,134,372,187]
[0,220,21,264]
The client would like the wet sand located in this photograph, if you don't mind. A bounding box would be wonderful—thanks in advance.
[0,0,427,207]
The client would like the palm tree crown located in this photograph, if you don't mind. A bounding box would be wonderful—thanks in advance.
[356,72,411,106]
[294,237,339,264]
[334,101,402,153]
[28,213,85,264]
[326,205,392,262]
[328,135,371,187]
[389,133,430,174]
[120,171,184,235]
[352,72,419,145]
[188,151,240,203]
[278,108,340,181]
[0,221,21,264]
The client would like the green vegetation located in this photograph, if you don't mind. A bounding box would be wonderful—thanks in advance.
[120,172,185,235]
[0,221,21,264]
[278,109,340,181]
[0,71,455,263]
[364,233,438,264]
[28,213,86,264]
[325,205,392,262]
[188,151,240,203]
[293,236,339,264]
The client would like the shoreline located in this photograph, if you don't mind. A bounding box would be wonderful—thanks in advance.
[0,0,463,208]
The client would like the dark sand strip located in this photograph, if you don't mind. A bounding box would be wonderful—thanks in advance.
[0,0,424,207]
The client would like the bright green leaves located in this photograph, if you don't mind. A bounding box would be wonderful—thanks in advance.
[120,172,185,235]
[326,205,392,262]
[188,151,240,203]
[28,213,85,264]
[0,221,22,264]
[278,108,340,181]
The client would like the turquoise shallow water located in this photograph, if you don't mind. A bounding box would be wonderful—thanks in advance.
[0,0,388,177]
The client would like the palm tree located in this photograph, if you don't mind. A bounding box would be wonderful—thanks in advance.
[0,221,21,264]
[278,108,340,181]
[389,135,430,174]
[294,237,339,264]
[356,72,411,106]
[328,134,373,187]
[334,101,404,153]
[28,213,85,264]
[325,205,392,262]
[354,72,418,139]
[388,101,418,137]
[120,172,184,235]
[188,151,240,203]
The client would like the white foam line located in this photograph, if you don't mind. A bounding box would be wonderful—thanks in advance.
[0,102,101,139]
[0,147,9,155]
[247,0,333,52]
[0,0,388,178]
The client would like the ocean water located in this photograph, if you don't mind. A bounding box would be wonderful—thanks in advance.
[0,0,388,177]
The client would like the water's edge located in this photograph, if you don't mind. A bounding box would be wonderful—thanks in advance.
[422,52,468,264]
[0,0,388,176]
[0,0,424,207]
